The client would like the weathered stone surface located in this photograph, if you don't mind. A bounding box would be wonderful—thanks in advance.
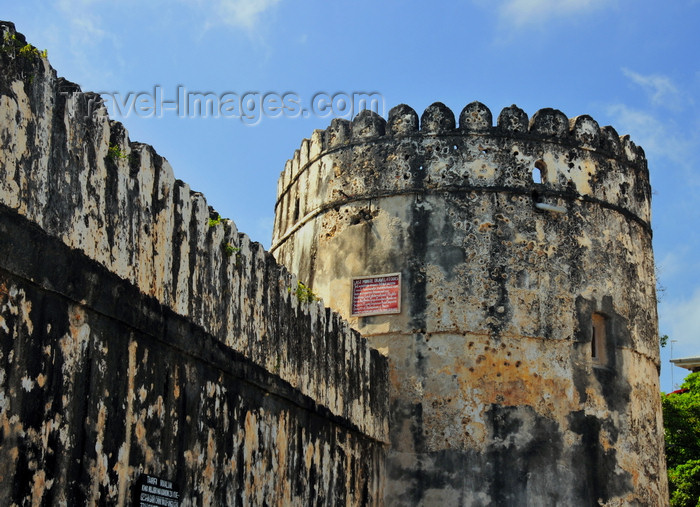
[420,102,456,133]
[497,104,528,133]
[352,109,386,139]
[0,21,389,505]
[387,104,419,136]
[272,100,668,505]
[0,205,386,505]
[459,101,492,131]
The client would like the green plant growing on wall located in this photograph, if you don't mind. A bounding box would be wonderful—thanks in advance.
[662,371,700,506]
[1,32,19,54]
[208,214,224,227]
[222,241,239,257]
[2,32,47,59]
[107,144,129,161]
[290,281,316,304]
[19,44,47,58]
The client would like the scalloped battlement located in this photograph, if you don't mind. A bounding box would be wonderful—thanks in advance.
[287,101,645,164]
[272,101,652,251]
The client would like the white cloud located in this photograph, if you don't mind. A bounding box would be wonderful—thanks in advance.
[181,0,282,32]
[608,69,700,183]
[622,68,684,110]
[58,0,283,38]
[214,0,282,31]
[497,0,610,27]
[45,1,121,87]
[55,0,108,43]
[56,0,100,10]
[656,250,687,283]
[605,104,690,166]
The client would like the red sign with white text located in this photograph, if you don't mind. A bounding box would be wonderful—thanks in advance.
[351,273,401,316]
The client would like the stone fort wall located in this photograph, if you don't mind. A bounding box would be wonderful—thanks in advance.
[271,101,668,504]
[0,22,388,505]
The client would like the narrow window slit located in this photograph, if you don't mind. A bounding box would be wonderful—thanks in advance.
[591,313,606,363]
[532,160,546,184]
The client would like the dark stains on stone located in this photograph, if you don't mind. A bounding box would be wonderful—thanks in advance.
[568,411,631,505]
[187,193,203,319]
[476,194,514,340]
[407,193,429,331]
[427,192,467,278]
[169,180,188,309]
[386,405,567,507]
[103,143,119,254]
[386,398,427,503]
[349,206,377,226]
[485,405,564,507]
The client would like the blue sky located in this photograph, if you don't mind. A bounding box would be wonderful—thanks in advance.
[5,0,700,391]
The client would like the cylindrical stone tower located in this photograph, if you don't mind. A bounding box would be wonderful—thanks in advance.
[271,102,668,505]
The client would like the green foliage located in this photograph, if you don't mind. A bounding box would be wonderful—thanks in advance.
[664,373,700,468]
[1,32,18,53]
[2,32,47,59]
[222,242,239,257]
[669,460,700,507]
[107,144,129,161]
[208,214,223,227]
[19,44,47,58]
[660,334,669,348]
[289,281,316,304]
[663,372,700,506]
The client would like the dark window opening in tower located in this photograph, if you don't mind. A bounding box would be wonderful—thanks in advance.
[293,198,300,221]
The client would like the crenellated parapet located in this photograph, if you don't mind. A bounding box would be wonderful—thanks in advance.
[272,101,651,252]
